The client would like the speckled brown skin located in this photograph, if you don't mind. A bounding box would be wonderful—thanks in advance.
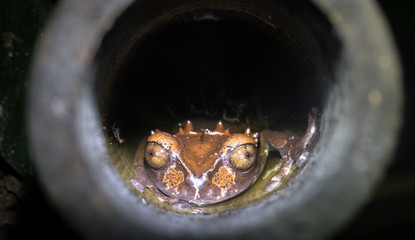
[131,113,316,209]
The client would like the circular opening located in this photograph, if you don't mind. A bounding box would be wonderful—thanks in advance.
[96,0,340,213]
[29,0,402,238]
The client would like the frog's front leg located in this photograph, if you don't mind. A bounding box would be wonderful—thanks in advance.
[264,155,294,191]
[263,111,317,191]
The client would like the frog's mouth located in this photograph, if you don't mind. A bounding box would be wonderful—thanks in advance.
[148,156,263,206]
[185,165,258,206]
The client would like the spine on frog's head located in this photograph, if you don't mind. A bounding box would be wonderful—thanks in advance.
[184,120,194,132]
[245,128,259,143]
[214,121,224,132]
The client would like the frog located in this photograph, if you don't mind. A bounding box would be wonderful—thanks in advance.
[131,111,317,209]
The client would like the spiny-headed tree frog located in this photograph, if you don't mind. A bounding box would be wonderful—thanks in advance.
[131,111,316,209]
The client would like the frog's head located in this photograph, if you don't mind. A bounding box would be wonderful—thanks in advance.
[143,121,261,205]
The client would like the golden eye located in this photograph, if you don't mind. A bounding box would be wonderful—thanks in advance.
[230,144,257,170]
[145,142,170,169]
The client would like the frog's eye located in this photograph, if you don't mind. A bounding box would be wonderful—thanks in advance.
[230,144,257,170]
[145,142,170,169]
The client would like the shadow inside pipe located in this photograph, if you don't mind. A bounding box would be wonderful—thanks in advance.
[95,0,341,213]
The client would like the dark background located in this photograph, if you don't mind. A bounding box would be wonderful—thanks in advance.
[0,0,414,239]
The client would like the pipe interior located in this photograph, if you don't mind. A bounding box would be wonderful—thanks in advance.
[95,0,340,213]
